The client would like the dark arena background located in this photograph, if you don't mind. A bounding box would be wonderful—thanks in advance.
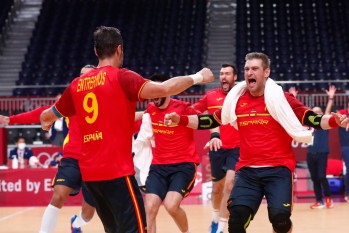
[0,0,348,232]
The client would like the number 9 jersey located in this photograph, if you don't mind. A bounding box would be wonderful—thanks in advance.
[53,66,149,181]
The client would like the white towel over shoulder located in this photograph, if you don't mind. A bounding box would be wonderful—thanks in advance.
[221,79,313,143]
[132,113,154,186]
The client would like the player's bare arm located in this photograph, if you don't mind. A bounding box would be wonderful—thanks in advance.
[302,111,349,130]
[135,111,144,121]
[140,68,214,99]
[204,127,222,152]
[0,115,9,125]
[40,108,59,131]
[164,112,220,130]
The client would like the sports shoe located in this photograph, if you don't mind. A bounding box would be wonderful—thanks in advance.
[71,215,82,233]
[325,197,334,208]
[209,221,218,233]
[344,195,349,203]
[310,202,325,209]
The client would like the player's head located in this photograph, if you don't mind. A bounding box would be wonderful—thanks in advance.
[80,64,95,75]
[150,74,170,108]
[244,52,271,97]
[93,26,123,67]
[219,63,237,93]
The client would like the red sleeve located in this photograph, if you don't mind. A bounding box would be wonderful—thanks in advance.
[185,103,202,115]
[118,69,150,102]
[9,105,51,125]
[192,94,208,113]
[285,92,310,124]
[54,84,76,117]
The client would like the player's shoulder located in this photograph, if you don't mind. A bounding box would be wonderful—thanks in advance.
[171,98,191,106]
[205,88,221,96]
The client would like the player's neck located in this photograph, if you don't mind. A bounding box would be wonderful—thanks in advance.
[98,57,119,69]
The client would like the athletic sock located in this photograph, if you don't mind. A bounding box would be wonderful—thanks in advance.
[216,217,228,233]
[39,204,60,233]
[72,211,89,228]
[212,209,219,223]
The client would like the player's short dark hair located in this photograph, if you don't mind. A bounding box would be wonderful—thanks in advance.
[149,74,170,82]
[93,26,123,59]
[221,64,238,75]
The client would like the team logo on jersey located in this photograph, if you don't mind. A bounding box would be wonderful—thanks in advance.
[283,203,291,207]
[151,112,156,116]
[216,97,223,101]
[240,103,247,107]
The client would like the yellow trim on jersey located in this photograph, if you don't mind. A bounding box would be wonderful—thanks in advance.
[137,80,151,101]
[207,105,222,109]
[237,113,271,117]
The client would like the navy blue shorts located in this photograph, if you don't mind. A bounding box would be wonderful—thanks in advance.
[85,176,146,233]
[209,147,240,181]
[228,166,293,218]
[53,157,95,207]
[145,162,197,200]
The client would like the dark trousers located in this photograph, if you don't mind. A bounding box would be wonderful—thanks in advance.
[306,152,331,202]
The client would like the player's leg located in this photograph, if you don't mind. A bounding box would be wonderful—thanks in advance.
[40,158,81,233]
[39,184,73,233]
[306,152,324,208]
[216,148,239,233]
[85,176,147,233]
[144,193,162,233]
[71,183,96,231]
[264,167,293,233]
[163,191,189,233]
[144,164,170,233]
[227,167,263,233]
[164,162,197,233]
[209,149,227,232]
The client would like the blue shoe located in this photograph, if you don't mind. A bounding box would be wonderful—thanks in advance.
[210,221,218,233]
[71,215,82,233]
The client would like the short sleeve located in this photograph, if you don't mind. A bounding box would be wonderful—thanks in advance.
[118,69,150,101]
[192,94,208,113]
[285,92,310,124]
[54,84,76,117]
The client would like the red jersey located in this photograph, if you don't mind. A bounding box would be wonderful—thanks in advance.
[54,66,149,181]
[9,106,82,160]
[193,88,240,148]
[146,99,200,164]
[215,92,309,172]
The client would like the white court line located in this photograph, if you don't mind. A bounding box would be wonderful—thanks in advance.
[0,207,34,222]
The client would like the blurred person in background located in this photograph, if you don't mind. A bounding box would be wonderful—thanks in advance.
[8,136,38,168]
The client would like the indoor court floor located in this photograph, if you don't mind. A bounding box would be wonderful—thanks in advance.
[1,200,349,233]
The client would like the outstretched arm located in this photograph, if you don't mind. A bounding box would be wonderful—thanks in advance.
[303,110,349,130]
[324,85,336,115]
[140,68,214,99]
[40,107,60,131]
[164,112,221,130]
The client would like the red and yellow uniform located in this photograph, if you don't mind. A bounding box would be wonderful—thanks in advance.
[9,105,81,160]
[146,99,200,165]
[54,66,149,181]
[215,92,309,173]
[193,88,239,148]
